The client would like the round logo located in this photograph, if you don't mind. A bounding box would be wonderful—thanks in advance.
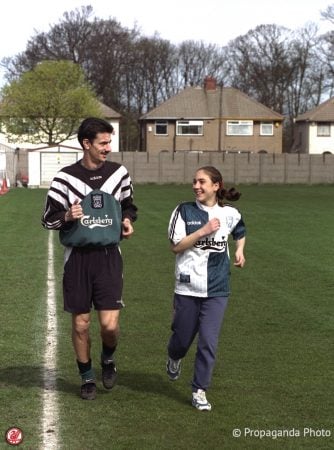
[5,428,23,446]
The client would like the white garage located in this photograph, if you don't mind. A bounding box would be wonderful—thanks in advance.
[40,151,79,185]
[28,145,83,188]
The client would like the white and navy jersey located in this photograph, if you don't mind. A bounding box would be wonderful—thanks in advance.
[168,200,246,297]
[41,160,137,234]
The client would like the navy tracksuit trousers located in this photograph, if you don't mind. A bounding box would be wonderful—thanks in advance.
[167,293,228,391]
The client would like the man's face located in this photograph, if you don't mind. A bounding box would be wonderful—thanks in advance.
[83,132,112,166]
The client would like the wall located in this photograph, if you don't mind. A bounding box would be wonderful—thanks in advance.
[109,151,334,184]
[2,150,334,186]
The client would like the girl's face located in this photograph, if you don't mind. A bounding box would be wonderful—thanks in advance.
[193,170,219,206]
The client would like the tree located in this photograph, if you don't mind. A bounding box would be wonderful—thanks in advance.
[0,60,101,145]
[177,40,227,88]
[225,24,296,113]
[319,4,334,97]
[0,5,95,85]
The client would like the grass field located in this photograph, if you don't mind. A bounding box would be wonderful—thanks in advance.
[0,184,333,449]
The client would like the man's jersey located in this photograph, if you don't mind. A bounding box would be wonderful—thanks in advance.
[168,200,246,297]
[41,160,137,247]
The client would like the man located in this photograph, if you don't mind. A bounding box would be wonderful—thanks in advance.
[42,117,137,400]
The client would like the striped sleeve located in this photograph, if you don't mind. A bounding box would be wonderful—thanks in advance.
[41,171,74,230]
[41,194,67,230]
[168,204,185,244]
[231,216,246,240]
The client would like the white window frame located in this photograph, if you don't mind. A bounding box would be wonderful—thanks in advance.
[317,122,330,137]
[155,120,168,135]
[176,120,203,136]
[260,122,274,136]
[227,120,253,136]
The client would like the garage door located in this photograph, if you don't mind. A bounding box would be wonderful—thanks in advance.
[41,153,79,185]
[0,153,5,171]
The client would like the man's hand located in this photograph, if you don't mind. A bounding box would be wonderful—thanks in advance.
[65,199,84,222]
[122,218,134,238]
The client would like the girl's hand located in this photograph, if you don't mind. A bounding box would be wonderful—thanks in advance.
[200,218,220,236]
[234,249,245,268]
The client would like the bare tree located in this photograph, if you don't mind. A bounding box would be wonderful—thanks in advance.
[225,24,295,113]
[177,40,227,87]
[318,4,334,97]
[1,6,94,84]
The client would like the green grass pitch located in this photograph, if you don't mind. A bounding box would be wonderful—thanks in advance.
[0,184,333,449]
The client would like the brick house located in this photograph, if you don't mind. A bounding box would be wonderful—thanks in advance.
[139,77,284,154]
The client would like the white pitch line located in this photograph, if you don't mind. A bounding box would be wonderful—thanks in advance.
[41,231,59,450]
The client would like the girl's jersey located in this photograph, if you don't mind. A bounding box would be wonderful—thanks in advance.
[168,200,246,297]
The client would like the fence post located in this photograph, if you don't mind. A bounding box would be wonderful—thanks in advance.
[259,153,263,184]
[284,153,288,183]
[233,153,238,184]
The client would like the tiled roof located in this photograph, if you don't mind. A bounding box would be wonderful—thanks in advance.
[140,86,283,121]
[295,97,334,122]
[98,101,121,119]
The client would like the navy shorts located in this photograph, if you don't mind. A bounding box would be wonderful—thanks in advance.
[63,245,124,314]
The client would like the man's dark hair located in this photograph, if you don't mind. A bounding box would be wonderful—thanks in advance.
[77,117,114,148]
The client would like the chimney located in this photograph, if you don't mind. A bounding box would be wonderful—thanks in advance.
[204,76,217,91]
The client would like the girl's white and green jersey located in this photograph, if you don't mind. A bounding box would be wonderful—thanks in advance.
[168,200,246,298]
[42,160,137,246]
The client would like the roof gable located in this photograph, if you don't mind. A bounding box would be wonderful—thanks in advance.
[98,101,121,119]
[295,97,334,122]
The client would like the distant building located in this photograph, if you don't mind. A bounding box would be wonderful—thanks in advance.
[293,97,334,154]
[139,76,284,154]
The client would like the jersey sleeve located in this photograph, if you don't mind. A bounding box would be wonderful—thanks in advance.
[41,191,68,230]
[168,204,186,245]
[118,168,138,222]
[231,216,246,240]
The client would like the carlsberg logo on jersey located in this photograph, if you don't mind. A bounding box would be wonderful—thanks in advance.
[81,215,113,229]
[194,236,227,252]
[60,190,122,247]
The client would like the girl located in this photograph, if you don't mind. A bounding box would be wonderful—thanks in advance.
[166,166,246,411]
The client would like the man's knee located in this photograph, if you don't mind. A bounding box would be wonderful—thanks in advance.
[72,314,91,334]
[100,321,119,336]
[99,311,120,335]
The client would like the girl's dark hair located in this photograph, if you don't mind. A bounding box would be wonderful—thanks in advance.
[77,117,114,148]
[197,166,241,206]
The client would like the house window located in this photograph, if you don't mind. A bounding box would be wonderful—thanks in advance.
[227,120,253,136]
[155,120,168,135]
[317,122,330,137]
[260,122,274,136]
[176,120,203,136]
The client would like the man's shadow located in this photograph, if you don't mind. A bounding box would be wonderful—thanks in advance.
[0,365,188,405]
